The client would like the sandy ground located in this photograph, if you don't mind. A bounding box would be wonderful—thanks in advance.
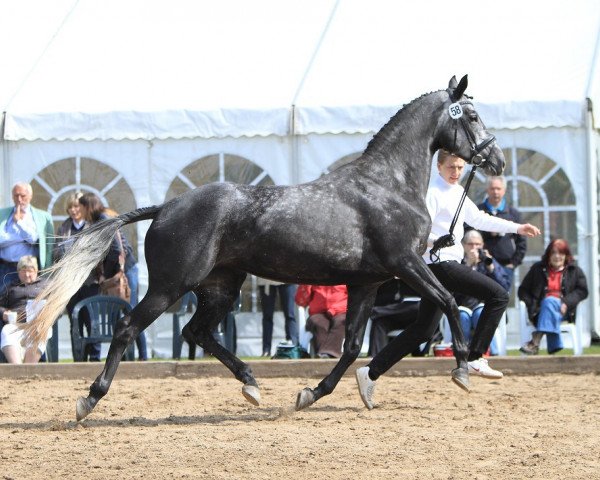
[1,373,599,480]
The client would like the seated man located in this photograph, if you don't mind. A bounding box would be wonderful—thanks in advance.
[0,255,50,363]
[295,284,347,358]
[368,279,428,357]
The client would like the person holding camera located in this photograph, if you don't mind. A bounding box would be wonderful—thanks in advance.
[452,230,511,355]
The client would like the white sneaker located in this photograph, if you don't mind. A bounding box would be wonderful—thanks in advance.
[355,366,376,410]
[468,358,503,379]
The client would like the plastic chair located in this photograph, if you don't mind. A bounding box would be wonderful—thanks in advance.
[71,295,135,361]
[519,300,582,356]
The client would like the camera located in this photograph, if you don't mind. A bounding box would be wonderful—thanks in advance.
[478,249,493,265]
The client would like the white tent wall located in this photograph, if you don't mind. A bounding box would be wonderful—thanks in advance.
[1,118,599,352]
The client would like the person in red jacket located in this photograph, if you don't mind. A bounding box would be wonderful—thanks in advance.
[295,285,348,358]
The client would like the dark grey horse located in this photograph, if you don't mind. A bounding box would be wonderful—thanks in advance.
[24,75,504,420]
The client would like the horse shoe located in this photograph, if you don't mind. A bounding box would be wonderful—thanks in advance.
[295,387,316,410]
[241,385,261,406]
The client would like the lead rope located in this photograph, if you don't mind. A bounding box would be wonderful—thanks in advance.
[429,164,478,263]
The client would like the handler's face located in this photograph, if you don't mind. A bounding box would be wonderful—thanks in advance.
[438,156,465,185]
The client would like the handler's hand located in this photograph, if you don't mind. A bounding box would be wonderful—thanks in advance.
[517,223,541,237]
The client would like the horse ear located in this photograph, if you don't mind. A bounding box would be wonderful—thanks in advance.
[448,76,458,89]
[451,75,469,101]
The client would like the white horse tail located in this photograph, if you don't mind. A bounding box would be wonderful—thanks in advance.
[21,205,161,347]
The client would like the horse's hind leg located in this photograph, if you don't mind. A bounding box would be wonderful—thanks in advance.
[76,290,174,421]
[296,283,380,410]
[182,270,261,405]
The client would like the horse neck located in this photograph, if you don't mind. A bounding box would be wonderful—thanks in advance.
[362,91,445,191]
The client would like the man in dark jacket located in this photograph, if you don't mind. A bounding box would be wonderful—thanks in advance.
[477,176,526,290]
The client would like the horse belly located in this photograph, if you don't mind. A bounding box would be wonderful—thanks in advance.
[223,224,385,284]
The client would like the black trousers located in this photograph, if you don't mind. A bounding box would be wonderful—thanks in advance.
[368,261,509,380]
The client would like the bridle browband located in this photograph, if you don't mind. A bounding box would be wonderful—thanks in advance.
[429,98,497,263]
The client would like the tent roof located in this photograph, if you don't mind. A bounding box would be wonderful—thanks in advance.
[2,0,599,140]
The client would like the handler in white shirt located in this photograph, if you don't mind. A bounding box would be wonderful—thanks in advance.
[357,150,540,409]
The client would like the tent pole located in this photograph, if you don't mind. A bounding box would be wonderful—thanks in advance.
[585,100,600,339]
[0,112,11,203]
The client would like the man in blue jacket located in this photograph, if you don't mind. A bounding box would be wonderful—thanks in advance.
[478,176,526,290]
[0,182,54,296]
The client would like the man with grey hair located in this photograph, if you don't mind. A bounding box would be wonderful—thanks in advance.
[0,182,54,296]
[477,176,526,290]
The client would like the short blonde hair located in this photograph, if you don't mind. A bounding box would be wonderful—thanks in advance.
[17,255,38,271]
[64,192,83,213]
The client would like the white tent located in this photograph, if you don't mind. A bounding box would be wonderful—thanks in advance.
[1,0,600,347]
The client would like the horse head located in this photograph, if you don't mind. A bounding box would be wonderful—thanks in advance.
[435,75,504,176]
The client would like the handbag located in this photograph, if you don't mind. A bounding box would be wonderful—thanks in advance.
[99,231,131,303]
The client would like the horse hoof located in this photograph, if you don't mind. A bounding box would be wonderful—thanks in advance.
[76,397,93,421]
[451,368,470,393]
[295,388,315,411]
[242,385,261,406]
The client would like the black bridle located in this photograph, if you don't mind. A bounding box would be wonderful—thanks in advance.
[429,100,497,263]
[451,100,496,166]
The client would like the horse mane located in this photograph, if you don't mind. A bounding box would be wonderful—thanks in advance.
[363,89,445,157]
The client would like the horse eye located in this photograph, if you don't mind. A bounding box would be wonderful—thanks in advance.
[469,113,478,121]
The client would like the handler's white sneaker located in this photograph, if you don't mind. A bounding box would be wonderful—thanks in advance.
[355,366,376,410]
[468,358,503,379]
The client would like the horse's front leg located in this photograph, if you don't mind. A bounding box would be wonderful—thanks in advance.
[394,258,470,390]
[296,284,380,410]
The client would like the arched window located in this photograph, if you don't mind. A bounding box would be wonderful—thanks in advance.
[165,153,274,312]
[165,152,273,201]
[468,148,577,257]
[30,156,138,259]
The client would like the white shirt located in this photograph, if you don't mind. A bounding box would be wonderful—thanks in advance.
[424,174,519,264]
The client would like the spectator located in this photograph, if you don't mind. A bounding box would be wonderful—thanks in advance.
[105,208,147,361]
[356,150,540,410]
[518,238,588,355]
[257,278,298,357]
[0,256,50,363]
[69,193,122,361]
[452,230,511,356]
[477,176,526,290]
[295,284,347,358]
[54,192,85,262]
[55,192,96,360]
[0,182,54,296]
